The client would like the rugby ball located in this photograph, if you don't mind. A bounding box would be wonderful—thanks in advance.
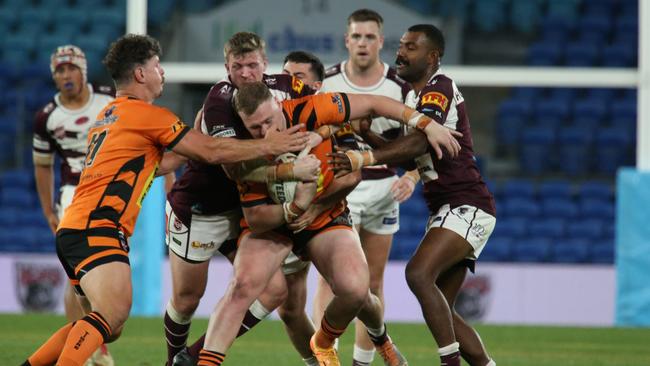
[267,152,298,204]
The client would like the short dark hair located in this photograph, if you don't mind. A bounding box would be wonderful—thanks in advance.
[234,81,273,116]
[408,24,445,58]
[283,51,325,81]
[348,9,383,30]
[103,34,162,86]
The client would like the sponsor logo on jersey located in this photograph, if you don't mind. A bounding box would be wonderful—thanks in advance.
[382,216,397,225]
[173,217,183,231]
[212,128,236,138]
[95,105,118,126]
[171,120,187,134]
[191,241,216,250]
[421,92,449,111]
[291,77,304,94]
[331,94,344,114]
[75,116,89,125]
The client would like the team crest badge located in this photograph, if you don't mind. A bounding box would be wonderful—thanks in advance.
[455,274,491,321]
[15,262,64,312]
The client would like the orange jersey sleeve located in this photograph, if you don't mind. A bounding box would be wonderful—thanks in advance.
[59,97,189,236]
[281,92,350,131]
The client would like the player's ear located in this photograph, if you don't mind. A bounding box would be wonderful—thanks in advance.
[312,81,322,91]
[133,65,146,83]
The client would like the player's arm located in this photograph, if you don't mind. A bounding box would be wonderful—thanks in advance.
[33,155,58,233]
[224,154,321,183]
[170,125,309,165]
[242,182,317,234]
[343,93,461,160]
[288,170,362,232]
[328,132,430,177]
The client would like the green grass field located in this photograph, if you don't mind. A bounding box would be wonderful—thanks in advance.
[2,313,650,365]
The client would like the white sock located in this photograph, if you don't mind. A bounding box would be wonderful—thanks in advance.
[166,300,192,324]
[353,344,375,363]
[333,337,339,351]
[249,299,271,319]
[437,341,460,356]
[366,323,386,338]
[303,355,319,366]
[486,359,496,366]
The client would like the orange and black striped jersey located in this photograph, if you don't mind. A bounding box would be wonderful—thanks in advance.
[238,92,350,231]
[58,96,189,237]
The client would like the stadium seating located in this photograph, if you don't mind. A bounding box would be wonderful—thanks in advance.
[512,238,552,262]
[552,238,590,263]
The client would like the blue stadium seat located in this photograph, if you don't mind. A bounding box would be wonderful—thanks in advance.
[0,208,20,226]
[616,14,638,36]
[546,0,581,21]
[3,32,38,56]
[496,116,524,148]
[620,0,639,16]
[547,88,578,102]
[594,128,633,174]
[538,180,572,200]
[519,127,557,175]
[435,0,471,21]
[527,42,562,66]
[564,42,600,67]
[577,14,612,43]
[539,16,574,42]
[472,0,507,32]
[610,98,637,122]
[602,42,637,67]
[578,181,613,201]
[558,126,593,176]
[89,7,125,32]
[602,222,616,241]
[528,218,565,240]
[511,87,543,101]
[590,240,615,264]
[566,218,606,240]
[510,0,543,34]
[573,97,608,125]
[0,169,33,188]
[0,116,19,137]
[502,179,535,200]
[541,198,578,219]
[533,97,570,126]
[0,188,34,208]
[552,238,590,263]
[512,238,551,263]
[583,0,615,16]
[480,236,513,262]
[54,8,89,31]
[148,0,176,27]
[579,198,615,220]
[18,7,52,34]
[491,217,527,239]
[17,210,49,229]
[498,98,532,119]
[586,88,617,101]
[0,8,18,32]
[502,198,540,220]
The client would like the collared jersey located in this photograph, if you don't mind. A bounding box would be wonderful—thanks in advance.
[58,96,190,236]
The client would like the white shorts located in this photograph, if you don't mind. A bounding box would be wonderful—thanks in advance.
[425,204,496,260]
[347,176,399,235]
[165,201,241,262]
[56,184,76,220]
[282,252,310,275]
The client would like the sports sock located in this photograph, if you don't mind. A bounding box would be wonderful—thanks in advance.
[314,315,346,349]
[237,299,270,337]
[438,341,461,366]
[165,301,192,363]
[58,312,111,366]
[197,349,226,366]
[25,322,74,366]
[486,359,496,366]
[366,323,388,345]
[352,344,375,365]
[302,355,319,366]
[188,300,271,358]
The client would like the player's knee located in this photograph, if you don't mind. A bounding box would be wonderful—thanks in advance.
[405,262,432,294]
[105,324,124,343]
[331,277,368,306]
[230,274,263,304]
[172,290,202,315]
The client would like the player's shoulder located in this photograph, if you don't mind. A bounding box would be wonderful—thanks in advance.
[91,83,116,98]
[205,78,237,105]
[34,100,57,124]
[324,63,343,79]
[421,72,455,94]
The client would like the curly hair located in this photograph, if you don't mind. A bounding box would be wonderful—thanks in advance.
[103,34,162,86]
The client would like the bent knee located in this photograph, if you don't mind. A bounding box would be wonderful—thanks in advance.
[405,263,434,292]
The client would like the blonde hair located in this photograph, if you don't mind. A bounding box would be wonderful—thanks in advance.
[234,82,272,116]
[223,32,266,60]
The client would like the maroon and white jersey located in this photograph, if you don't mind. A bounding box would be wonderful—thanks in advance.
[167,74,315,225]
[407,70,495,216]
[321,61,411,180]
[32,84,115,186]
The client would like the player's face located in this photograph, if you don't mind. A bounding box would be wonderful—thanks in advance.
[226,51,268,88]
[141,55,165,98]
[282,61,322,90]
[345,21,384,69]
[239,97,285,139]
[52,63,84,97]
[395,31,435,83]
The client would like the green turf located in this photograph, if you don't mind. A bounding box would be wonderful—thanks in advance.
[2,313,650,365]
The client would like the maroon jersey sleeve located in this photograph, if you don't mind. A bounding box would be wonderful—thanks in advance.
[416,77,454,125]
[32,102,56,156]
